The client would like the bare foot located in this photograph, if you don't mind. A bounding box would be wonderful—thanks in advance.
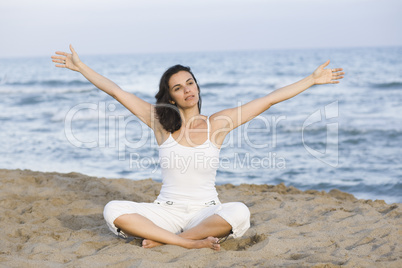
[142,237,220,251]
[191,237,220,251]
[142,239,164,249]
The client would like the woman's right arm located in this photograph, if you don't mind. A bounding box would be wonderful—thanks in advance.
[51,45,162,133]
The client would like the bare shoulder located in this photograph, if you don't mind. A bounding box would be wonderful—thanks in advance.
[208,109,237,146]
[209,108,236,129]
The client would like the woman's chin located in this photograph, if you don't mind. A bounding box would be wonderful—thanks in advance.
[180,100,199,109]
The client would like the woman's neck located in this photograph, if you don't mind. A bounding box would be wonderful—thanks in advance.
[179,107,204,129]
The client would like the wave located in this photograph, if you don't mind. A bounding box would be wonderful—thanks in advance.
[200,92,218,98]
[348,182,402,198]
[369,82,402,89]
[2,79,91,87]
[341,128,402,138]
[200,82,238,88]
[278,124,402,136]
[0,85,96,94]
[285,181,402,203]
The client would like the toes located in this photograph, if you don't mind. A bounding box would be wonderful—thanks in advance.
[142,239,149,248]
[210,237,220,250]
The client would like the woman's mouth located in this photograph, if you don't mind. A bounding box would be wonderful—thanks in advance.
[185,95,195,101]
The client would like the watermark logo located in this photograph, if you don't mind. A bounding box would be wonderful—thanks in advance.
[64,102,152,160]
[63,101,286,156]
[302,101,339,167]
[129,152,286,173]
[64,100,339,169]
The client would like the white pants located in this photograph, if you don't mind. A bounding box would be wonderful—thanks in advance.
[103,199,250,239]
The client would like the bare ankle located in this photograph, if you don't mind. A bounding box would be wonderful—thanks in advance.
[142,239,164,249]
[188,237,220,250]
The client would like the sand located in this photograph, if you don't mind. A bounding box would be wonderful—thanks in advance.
[0,169,401,267]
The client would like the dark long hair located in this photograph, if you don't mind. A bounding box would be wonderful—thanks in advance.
[155,65,202,133]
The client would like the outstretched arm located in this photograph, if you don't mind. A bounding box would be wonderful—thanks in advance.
[261,60,343,106]
[51,45,161,132]
[210,60,344,144]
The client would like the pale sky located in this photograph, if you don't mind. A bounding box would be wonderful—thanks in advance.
[0,0,401,58]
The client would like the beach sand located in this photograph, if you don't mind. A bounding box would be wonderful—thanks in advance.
[0,169,401,267]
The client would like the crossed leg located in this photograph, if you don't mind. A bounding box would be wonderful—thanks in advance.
[114,213,232,250]
[143,214,232,249]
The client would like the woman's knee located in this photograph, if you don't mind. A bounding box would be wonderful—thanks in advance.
[113,213,139,227]
[236,202,250,222]
[218,202,250,237]
[223,202,250,219]
[103,200,138,227]
[103,200,120,219]
[103,201,128,235]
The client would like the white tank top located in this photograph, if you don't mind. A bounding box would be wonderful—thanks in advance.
[157,117,220,203]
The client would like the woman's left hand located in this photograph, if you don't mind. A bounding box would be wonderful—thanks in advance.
[312,60,344,85]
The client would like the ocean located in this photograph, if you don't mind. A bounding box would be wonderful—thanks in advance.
[1,46,401,204]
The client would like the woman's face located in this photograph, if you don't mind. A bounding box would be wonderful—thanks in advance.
[168,71,199,109]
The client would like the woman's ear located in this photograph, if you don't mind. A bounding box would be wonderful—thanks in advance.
[169,100,175,104]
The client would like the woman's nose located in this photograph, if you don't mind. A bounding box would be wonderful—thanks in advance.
[184,86,190,93]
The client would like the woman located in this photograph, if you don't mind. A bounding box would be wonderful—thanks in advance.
[52,45,344,250]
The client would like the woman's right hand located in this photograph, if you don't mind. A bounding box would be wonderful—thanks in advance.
[51,44,81,72]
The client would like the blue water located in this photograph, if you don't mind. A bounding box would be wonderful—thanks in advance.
[1,47,401,204]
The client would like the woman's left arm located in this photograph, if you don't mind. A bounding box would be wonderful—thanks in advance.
[257,60,344,106]
[210,60,344,143]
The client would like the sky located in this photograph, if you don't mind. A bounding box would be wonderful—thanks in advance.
[0,0,401,58]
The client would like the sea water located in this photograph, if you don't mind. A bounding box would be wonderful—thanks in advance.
[1,47,401,203]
